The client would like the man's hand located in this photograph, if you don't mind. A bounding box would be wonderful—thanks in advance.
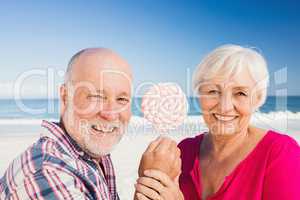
[135,169,184,200]
[138,137,181,180]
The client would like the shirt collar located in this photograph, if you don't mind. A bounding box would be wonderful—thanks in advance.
[41,120,110,161]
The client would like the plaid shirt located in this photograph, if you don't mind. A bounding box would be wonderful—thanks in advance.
[0,120,119,200]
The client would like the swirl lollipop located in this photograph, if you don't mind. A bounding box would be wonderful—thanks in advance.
[141,82,188,133]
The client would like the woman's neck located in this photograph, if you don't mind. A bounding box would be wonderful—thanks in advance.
[201,127,251,161]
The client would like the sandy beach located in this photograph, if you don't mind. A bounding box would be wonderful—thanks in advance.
[0,114,299,199]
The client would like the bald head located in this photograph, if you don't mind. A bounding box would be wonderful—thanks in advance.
[65,48,132,84]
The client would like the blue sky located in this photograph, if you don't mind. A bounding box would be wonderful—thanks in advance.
[0,0,299,98]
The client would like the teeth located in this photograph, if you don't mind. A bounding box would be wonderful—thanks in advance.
[91,124,117,133]
[214,114,236,122]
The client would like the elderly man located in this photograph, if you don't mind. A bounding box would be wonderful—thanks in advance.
[0,48,181,199]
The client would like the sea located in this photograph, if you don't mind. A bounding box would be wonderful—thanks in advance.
[0,96,299,120]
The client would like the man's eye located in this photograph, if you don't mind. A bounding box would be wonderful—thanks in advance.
[87,94,106,100]
[208,90,220,95]
[236,92,247,97]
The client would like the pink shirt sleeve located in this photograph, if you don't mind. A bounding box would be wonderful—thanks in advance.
[263,136,300,199]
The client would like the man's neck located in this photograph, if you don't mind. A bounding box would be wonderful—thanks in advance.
[58,118,67,133]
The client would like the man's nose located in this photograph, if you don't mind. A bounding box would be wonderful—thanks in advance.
[99,101,120,121]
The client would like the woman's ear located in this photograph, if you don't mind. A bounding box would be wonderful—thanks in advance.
[252,91,264,112]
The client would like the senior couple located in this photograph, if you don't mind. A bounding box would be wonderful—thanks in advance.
[1,45,300,200]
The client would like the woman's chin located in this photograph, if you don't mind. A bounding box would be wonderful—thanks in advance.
[209,124,236,135]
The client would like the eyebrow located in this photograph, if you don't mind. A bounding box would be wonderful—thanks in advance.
[233,86,250,90]
[199,84,219,91]
[117,92,130,97]
[94,90,130,97]
[199,85,251,92]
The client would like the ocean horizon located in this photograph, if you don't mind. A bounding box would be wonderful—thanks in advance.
[0,96,299,120]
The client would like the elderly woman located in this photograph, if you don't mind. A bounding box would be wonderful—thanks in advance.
[135,45,300,200]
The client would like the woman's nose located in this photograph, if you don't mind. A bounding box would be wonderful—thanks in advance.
[219,94,234,113]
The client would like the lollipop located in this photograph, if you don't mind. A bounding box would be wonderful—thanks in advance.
[141,82,188,133]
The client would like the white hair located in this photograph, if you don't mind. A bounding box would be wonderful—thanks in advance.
[192,44,269,107]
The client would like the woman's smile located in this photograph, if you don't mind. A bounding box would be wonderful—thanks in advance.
[212,113,239,122]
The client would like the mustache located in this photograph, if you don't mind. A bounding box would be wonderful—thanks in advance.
[78,119,123,129]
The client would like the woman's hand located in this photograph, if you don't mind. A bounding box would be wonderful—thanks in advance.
[134,169,184,200]
[138,137,181,180]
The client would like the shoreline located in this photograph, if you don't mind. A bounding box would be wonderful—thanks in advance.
[0,114,299,199]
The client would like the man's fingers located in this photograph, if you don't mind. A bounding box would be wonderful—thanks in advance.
[135,192,151,200]
[135,183,161,200]
[137,176,164,194]
[144,169,174,188]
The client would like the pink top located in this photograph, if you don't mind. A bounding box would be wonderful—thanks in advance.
[178,130,300,200]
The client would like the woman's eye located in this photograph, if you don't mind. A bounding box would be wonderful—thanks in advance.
[117,97,130,104]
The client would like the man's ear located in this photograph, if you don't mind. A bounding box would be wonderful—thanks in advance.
[60,84,67,115]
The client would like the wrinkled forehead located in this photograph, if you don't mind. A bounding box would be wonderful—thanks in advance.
[68,63,132,97]
[199,67,257,89]
[73,70,132,94]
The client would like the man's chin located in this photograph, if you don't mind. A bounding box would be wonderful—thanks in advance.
[83,136,123,157]
[87,148,113,158]
[84,143,117,158]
